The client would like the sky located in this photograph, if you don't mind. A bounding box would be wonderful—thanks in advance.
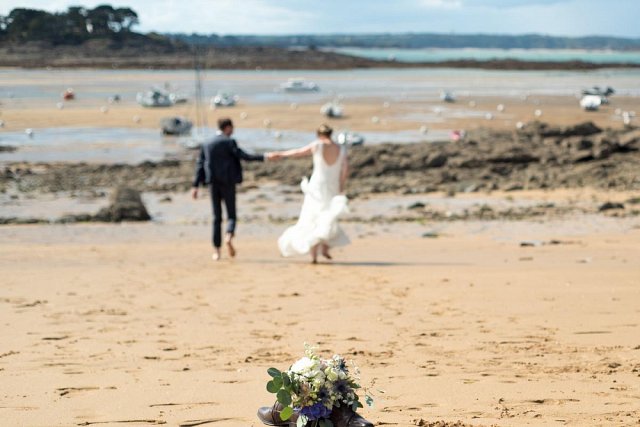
[2,0,639,38]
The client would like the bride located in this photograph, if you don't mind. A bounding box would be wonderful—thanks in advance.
[267,124,350,263]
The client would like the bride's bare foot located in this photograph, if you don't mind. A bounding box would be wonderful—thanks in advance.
[311,244,319,264]
[225,234,236,258]
[212,248,221,261]
[321,244,332,260]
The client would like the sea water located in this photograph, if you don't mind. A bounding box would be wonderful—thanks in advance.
[326,48,640,64]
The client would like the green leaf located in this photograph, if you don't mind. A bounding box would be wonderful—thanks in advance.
[282,372,291,387]
[266,380,280,393]
[277,389,292,406]
[280,406,294,421]
[267,367,281,378]
[365,395,374,407]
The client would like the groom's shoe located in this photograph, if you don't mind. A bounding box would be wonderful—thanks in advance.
[330,405,374,427]
[257,401,297,426]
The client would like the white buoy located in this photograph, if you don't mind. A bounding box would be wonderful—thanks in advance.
[133,115,141,123]
[534,109,543,117]
[485,112,494,120]
[419,125,429,134]
[56,102,64,110]
[26,128,34,137]
[497,104,505,112]
[516,121,525,130]
[274,131,283,140]
[371,116,380,124]
[240,112,248,119]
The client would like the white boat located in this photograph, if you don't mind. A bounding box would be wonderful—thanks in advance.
[211,92,238,108]
[320,101,343,118]
[582,86,614,104]
[169,92,188,104]
[280,78,319,92]
[580,95,602,111]
[160,116,193,135]
[136,87,174,107]
[337,131,364,146]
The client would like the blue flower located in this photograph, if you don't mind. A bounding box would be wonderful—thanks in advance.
[300,402,332,420]
[333,380,350,396]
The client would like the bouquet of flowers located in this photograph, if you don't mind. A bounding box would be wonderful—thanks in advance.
[265,344,373,427]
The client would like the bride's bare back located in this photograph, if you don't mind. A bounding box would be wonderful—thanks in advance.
[320,140,341,166]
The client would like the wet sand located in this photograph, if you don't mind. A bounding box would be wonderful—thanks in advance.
[1,218,639,426]
[1,95,637,134]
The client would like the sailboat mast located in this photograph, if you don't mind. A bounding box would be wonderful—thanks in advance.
[193,48,208,134]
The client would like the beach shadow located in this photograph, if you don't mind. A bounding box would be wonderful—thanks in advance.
[242,258,472,267]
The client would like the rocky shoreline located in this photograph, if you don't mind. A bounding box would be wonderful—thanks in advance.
[2,122,639,224]
[1,43,638,70]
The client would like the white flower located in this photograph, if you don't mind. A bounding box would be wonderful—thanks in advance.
[290,356,316,374]
[325,368,339,382]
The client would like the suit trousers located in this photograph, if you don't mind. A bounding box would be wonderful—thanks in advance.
[209,181,237,248]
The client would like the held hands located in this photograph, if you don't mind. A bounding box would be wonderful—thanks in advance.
[265,152,282,161]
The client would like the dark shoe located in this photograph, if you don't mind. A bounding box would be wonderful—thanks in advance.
[330,405,374,427]
[257,401,298,426]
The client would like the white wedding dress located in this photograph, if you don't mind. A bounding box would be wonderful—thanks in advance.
[278,141,350,257]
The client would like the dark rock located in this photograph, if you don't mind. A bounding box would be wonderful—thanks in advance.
[408,201,426,210]
[598,202,625,211]
[561,122,602,137]
[0,145,17,152]
[94,187,151,222]
[505,184,524,191]
[0,217,48,225]
[425,153,448,168]
[56,214,94,223]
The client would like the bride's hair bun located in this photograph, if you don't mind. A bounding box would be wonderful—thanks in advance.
[316,124,333,137]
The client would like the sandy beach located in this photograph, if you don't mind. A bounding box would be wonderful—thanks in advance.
[1,216,639,426]
[1,66,640,426]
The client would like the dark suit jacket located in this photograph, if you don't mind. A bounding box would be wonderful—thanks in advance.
[192,134,264,186]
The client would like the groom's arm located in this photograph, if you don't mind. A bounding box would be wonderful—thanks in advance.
[231,140,265,162]
[192,145,206,187]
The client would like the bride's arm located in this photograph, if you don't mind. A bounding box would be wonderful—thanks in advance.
[339,155,349,193]
[268,142,315,160]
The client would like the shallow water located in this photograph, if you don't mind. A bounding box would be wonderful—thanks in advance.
[327,48,640,64]
[1,67,639,163]
[2,67,640,105]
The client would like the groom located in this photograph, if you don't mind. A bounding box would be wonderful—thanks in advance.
[192,118,267,260]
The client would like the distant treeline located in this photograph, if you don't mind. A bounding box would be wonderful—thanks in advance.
[170,33,640,51]
[0,5,140,45]
[2,5,639,52]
